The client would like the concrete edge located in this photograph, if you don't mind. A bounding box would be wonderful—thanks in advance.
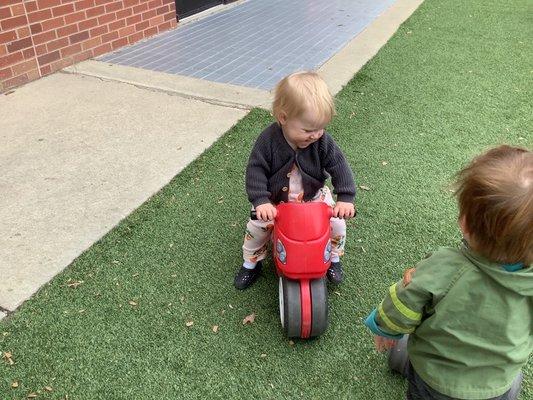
[319,0,424,96]
[63,60,272,110]
[0,310,6,321]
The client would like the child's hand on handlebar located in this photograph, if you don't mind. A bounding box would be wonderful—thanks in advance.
[333,201,356,219]
[256,203,278,222]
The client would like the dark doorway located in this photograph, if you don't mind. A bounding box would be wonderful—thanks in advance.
[175,0,225,19]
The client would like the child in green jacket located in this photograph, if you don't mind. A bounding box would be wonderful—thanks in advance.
[365,145,532,400]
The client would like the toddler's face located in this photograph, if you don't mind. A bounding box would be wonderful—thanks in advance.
[280,110,327,149]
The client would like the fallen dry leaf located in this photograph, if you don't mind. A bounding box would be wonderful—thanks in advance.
[381,161,388,166]
[11,381,18,388]
[242,313,256,325]
[228,304,234,309]
[334,291,341,296]
[27,393,37,398]
[359,185,371,191]
[44,386,53,392]
[212,325,219,333]
[288,340,295,346]
[260,353,267,358]
[66,280,83,288]
[128,301,137,307]
[185,321,194,327]
[3,351,14,365]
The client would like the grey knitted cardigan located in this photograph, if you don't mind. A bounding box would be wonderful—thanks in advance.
[245,122,356,207]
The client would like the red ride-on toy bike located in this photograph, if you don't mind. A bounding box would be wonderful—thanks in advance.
[253,201,333,338]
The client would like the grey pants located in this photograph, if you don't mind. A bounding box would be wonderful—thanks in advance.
[388,336,523,400]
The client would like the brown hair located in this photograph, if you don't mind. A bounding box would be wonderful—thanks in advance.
[272,71,335,126]
[455,145,533,265]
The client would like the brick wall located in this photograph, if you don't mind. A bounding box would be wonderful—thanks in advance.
[0,0,177,92]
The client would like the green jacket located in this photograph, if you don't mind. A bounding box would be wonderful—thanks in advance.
[365,243,533,399]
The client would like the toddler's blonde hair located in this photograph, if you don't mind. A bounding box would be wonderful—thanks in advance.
[272,71,335,126]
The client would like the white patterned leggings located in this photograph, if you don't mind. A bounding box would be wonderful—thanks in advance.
[242,186,347,265]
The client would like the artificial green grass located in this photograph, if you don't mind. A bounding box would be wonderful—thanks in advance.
[1,0,532,398]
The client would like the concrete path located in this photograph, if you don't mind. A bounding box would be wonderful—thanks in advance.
[0,0,422,319]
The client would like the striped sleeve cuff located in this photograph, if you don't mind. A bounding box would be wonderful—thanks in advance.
[364,309,404,340]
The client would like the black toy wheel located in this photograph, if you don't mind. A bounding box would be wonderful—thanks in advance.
[310,277,328,337]
[279,276,301,337]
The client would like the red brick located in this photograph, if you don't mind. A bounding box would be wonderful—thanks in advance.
[78,16,98,30]
[41,17,65,32]
[163,11,174,21]
[143,26,157,37]
[36,0,61,8]
[37,49,60,65]
[108,18,125,31]
[2,0,25,6]
[141,9,155,20]
[57,23,78,37]
[3,73,30,90]
[126,14,141,25]
[135,20,148,31]
[46,36,68,51]
[123,0,138,7]
[0,7,13,20]
[0,51,23,68]
[72,49,92,62]
[101,30,118,43]
[155,4,168,15]
[60,42,81,57]
[149,14,163,26]
[0,30,18,44]
[16,26,31,38]
[98,12,115,24]
[118,25,134,37]
[116,7,132,19]
[127,30,142,44]
[89,24,108,37]
[23,47,36,59]
[86,5,104,17]
[0,67,13,80]
[132,2,148,14]
[64,10,85,24]
[94,0,113,5]
[52,3,74,16]
[33,29,56,44]
[157,20,173,33]
[27,68,41,80]
[81,36,100,50]
[40,64,51,74]
[11,3,26,16]
[1,15,28,30]
[30,23,43,34]
[75,0,94,11]
[105,1,122,13]
[26,1,38,12]
[7,37,33,52]
[48,57,71,72]
[91,42,111,57]
[69,30,89,44]
[12,58,38,75]
[111,36,126,49]
[35,43,47,55]
[0,45,7,57]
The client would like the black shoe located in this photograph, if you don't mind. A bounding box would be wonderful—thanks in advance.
[234,262,262,290]
[327,261,344,284]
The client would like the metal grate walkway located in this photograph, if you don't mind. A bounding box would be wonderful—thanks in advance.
[100,0,395,89]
